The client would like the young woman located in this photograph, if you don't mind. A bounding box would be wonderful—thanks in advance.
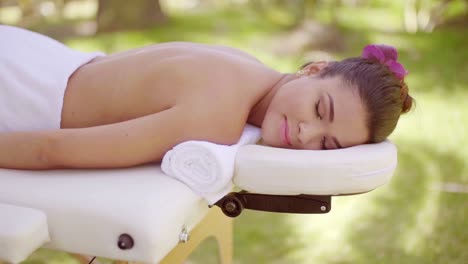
[0,25,413,170]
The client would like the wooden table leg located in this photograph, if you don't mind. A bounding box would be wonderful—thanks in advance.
[160,207,233,264]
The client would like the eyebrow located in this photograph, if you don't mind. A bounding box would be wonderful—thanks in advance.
[327,92,335,122]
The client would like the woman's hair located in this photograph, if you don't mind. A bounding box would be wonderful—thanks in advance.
[303,45,414,143]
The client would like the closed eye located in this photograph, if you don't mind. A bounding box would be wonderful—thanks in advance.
[315,99,322,120]
[320,136,327,150]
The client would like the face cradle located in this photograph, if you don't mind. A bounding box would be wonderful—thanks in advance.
[261,74,369,150]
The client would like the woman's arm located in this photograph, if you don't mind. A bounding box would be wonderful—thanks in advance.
[0,130,54,170]
[0,105,211,170]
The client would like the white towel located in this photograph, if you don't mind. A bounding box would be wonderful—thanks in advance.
[161,125,262,205]
[0,25,104,132]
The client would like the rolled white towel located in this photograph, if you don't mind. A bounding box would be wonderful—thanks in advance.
[161,125,261,205]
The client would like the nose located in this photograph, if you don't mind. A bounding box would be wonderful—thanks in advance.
[297,121,324,147]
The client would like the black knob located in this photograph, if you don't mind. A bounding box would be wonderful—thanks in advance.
[117,234,134,250]
[222,196,243,218]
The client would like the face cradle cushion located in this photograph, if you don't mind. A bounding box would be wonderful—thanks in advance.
[234,141,397,196]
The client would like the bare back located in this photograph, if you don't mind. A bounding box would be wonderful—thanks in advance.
[62,42,277,136]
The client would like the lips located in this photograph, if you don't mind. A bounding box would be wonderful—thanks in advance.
[282,116,292,146]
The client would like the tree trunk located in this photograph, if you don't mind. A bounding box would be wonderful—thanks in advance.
[97,0,167,32]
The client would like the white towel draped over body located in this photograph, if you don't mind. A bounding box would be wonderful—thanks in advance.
[162,125,262,204]
[0,25,104,132]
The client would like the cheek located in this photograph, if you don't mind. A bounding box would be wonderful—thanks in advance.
[273,94,302,116]
[290,95,315,120]
[261,111,275,135]
[273,82,304,105]
[260,111,281,144]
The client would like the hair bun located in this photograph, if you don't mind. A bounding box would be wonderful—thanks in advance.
[400,82,413,113]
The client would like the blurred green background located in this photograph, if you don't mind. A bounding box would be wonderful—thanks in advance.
[1,0,467,263]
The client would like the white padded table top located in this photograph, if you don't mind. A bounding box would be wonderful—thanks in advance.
[0,165,209,263]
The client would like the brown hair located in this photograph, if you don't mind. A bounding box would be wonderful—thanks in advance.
[303,57,413,143]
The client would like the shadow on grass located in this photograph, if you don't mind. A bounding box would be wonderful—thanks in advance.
[189,211,304,264]
[331,139,467,264]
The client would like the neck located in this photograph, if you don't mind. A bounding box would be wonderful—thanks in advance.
[247,73,296,127]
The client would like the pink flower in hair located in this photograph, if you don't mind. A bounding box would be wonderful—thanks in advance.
[362,44,408,80]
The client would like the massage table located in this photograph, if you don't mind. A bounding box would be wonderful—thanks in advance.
[0,141,397,264]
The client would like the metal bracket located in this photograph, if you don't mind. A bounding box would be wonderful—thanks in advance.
[214,192,331,218]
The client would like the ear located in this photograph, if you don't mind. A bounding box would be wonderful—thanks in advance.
[302,61,329,75]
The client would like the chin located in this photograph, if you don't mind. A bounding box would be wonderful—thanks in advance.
[260,117,282,147]
[260,129,280,147]
[262,140,279,148]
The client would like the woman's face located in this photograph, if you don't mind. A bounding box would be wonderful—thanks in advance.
[261,73,369,150]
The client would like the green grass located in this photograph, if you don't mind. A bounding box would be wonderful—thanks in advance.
[12,3,468,264]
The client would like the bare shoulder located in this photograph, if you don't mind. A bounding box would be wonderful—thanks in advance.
[153,41,263,64]
[208,44,263,64]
